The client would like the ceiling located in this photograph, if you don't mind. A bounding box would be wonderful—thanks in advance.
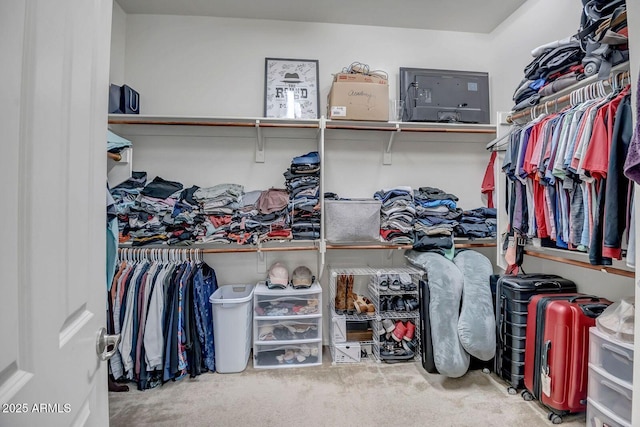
[115,0,527,34]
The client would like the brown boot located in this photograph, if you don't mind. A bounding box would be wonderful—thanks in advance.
[346,275,356,314]
[335,274,347,314]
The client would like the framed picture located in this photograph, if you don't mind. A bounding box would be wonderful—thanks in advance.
[264,57,320,119]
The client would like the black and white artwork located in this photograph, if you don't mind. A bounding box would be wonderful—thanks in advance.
[264,58,319,119]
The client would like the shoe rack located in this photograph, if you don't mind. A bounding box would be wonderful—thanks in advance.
[328,266,423,364]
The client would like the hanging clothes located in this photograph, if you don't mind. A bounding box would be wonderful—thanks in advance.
[110,249,219,390]
[503,83,633,266]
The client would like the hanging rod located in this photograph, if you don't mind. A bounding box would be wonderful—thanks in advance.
[524,250,634,278]
[507,67,630,124]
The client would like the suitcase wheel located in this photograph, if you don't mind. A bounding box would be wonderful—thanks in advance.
[507,387,517,395]
[521,390,534,401]
[547,412,562,424]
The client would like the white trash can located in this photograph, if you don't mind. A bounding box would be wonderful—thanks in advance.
[209,284,255,373]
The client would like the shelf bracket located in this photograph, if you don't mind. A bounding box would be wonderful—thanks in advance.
[383,123,401,165]
[255,120,265,163]
[256,246,266,273]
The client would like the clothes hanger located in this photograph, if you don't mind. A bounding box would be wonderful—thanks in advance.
[485,126,518,151]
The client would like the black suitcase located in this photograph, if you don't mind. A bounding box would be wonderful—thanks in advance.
[494,274,577,393]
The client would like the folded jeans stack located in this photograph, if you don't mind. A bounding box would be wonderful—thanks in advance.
[455,207,497,239]
[285,151,320,240]
[412,186,461,256]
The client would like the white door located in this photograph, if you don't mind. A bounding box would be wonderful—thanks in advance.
[0,1,113,426]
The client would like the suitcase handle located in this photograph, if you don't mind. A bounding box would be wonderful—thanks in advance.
[601,379,633,400]
[541,340,551,375]
[580,304,609,318]
[568,295,599,303]
[534,281,562,288]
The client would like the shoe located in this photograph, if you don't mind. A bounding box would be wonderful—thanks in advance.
[363,296,375,315]
[380,296,390,312]
[346,275,356,314]
[382,318,395,333]
[392,321,407,342]
[401,282,417,292]
[404,297,419,312]
[354,294,368,314]
[404,321,415,341]
[393,296,406,311]
[398,273,414,290]
[402,337,417,354]
[388,275,401,291]
[334,274,347,314]
[378,275,389,291]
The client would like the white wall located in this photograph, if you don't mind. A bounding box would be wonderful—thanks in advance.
[109,1,126,85]
[122,15,493,118]
[488,0,584,116]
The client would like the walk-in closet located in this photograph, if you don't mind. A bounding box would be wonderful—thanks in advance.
[2,0,640,426]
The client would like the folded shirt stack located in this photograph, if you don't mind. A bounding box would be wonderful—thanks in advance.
[374,186,415,245]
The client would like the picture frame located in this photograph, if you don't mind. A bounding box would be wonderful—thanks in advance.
[264,57,320,119]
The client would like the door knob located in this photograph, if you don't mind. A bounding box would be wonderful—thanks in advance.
[96,327,120,361]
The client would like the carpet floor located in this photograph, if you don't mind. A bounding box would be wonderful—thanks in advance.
[109,349,585,427]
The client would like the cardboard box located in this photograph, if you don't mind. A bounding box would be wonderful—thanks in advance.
[333,72,388,85]
[333,342,361,363]
[331,315,347,343]
[347,330,373,342]
[328,79,389,122]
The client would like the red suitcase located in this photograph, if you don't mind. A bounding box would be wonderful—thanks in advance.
[522,294,611,424]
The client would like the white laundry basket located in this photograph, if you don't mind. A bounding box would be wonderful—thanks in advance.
[210,284,255,373]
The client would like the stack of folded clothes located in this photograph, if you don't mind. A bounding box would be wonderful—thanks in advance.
[454,207,497,239]
[373,186,415,245]
[285,151,321,240]
[111,171,148,243]
[194,183,244,243]
[512,36,585,111]
[107,130,132,158]
[412,186,460,255]
[165,185,205,245]
[134,176,185,246]
[251,188,291,243]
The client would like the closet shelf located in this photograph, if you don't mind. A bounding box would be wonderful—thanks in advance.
[108,114,322,163]
[524,247,634,278]
[325,119,496,134]
[325,243,413,250]
[324,119,496,164]
[117,240,319,254]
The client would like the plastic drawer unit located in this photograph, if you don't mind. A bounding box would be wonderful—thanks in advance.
[586,398,631,427]
[252,282,322,369]
[589,327,634,384]
[587,363,633,424]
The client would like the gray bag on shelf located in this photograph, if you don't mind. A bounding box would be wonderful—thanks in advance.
[324,199,381,243]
